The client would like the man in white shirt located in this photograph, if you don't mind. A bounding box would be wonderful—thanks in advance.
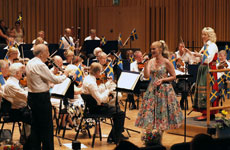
[26,44,67,150]
[82,62,126,144]
[32,31,48,44]
[129,51,149,109]
[84,29,100,41]
[3,62,31,122]
[60,28,75,50]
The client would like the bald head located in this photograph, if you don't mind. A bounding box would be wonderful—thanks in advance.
[53,55,63,68]
[33,44,50,62]
[65,28,71,37]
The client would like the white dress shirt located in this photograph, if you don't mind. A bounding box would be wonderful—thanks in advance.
[199,40,218,64]
[82,74,110,105]
[130,61,139,72]
[84,36,100,41]
[3,76,27,109]
[61,36,75,50]
[217,60,230,79]
[175,51,191,63]
[26,57,66,93]
[32,39,48,45]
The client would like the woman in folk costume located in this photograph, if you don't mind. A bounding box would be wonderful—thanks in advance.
[135,40,183,132]
[193,27,218,121]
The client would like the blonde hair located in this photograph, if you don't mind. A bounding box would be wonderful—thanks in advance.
[34,37,44,45]
[151,40,169,58]
[8,47,19,56]
[89,62,102,76]
[218,50,227,56]
[98,52,107,59]
[64,50,74,57]
[202,27,217,43]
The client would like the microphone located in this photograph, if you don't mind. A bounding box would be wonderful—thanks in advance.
[111,51,120,61]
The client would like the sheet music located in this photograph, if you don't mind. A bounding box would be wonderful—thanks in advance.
[51,78,71,96]
[117,72,140,90]
[175,69,185,75]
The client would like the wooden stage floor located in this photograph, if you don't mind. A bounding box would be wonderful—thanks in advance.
[4,95,212,150]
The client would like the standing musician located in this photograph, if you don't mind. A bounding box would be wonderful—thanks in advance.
[61,28,75,50]
[84,29,100,41]
[193,27,218,121]
[82,62,126,144]
[26,44,67,150]
[0,19,8,45]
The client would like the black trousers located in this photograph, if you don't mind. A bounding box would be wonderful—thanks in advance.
[28,92,54,150]
[9,107,32,125]
[91,105,125,142]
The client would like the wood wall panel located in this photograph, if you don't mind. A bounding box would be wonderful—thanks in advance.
[0,0,230,52]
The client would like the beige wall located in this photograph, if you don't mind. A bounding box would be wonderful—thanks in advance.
[1,0,230,53]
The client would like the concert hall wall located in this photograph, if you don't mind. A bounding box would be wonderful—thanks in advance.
[0,0,230,53]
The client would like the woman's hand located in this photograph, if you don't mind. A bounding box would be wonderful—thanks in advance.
[154,79,163,86]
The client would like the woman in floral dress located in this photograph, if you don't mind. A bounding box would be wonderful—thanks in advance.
[135,40,183,132]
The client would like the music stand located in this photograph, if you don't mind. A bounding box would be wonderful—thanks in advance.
[116,71,141,135]
[101,40,118,54]
[176,74,193,143]
[18,44,34,59]
[51,78,74,140]
[81,40,100,56]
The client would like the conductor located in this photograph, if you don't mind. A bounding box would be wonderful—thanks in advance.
[26,44,67,150]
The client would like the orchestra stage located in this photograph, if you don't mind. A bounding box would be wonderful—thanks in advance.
[2,95,224,150]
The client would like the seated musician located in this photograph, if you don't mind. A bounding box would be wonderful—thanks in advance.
[129,51,149,109]
[7,47,20,65]
[32,30,48,44]
[3,63,31,139]
[63,49,74,66]
[82,62,127,144]
[31,37,45,51]
[217,50,230,78]
[91,47,103,63]
[98,52,119,106]
[0,60,9,103]
[84,29,100,41]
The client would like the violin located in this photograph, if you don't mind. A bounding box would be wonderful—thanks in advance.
[19,74,27,87]
[96,72,108,85]
[176,58,185,72]
[218,61,228,69]
[137,59,149,72]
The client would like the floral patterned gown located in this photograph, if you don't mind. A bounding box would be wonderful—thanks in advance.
[135,59,183,131]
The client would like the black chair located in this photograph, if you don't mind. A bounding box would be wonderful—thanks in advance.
[140,145,166,150]
[0,98,26,141]
[170,142,190,150]
[75,94,114,147]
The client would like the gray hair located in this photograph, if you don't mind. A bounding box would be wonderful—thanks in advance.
[33,44,47,56]
[9,63,23,76]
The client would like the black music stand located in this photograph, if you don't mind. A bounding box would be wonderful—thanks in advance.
[51,78,75,141]
[101,40,118,54]
[116,71,141,135]
[81,40,100,56]
[176,74,193,143]
[18,44,34,59]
